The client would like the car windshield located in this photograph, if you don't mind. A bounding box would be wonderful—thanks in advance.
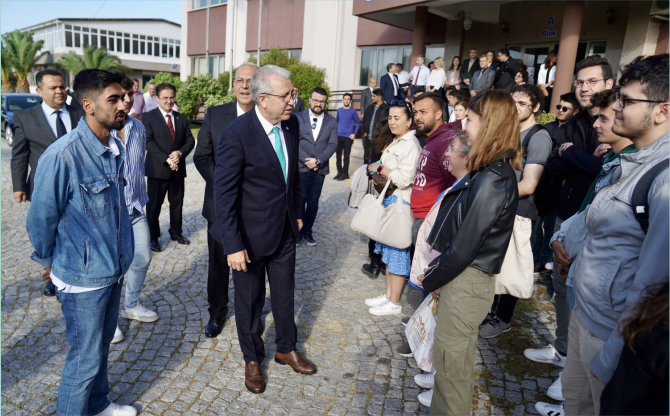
[7,96,41,112]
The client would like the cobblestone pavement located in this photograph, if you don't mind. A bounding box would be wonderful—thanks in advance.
[2,139,562,415]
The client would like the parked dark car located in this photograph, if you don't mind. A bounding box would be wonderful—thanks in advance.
[1,93,42,147]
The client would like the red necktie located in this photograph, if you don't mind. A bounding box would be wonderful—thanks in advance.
[166,114,175,141]
[414,67,421,86]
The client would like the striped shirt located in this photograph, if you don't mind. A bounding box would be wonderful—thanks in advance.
[111,116,149,214]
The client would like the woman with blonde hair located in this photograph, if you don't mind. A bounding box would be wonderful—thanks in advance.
[419,90,521,415]
[427,57,448,98]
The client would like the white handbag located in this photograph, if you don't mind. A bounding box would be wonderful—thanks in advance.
[351,179,414,249]
[405,293,439,372]
[495,215,534,299]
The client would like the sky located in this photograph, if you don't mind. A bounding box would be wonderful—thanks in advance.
[1,0,183,33]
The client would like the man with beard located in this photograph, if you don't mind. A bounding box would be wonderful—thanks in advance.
[194,62,259,337]
[110,77,158,344]
[26,69,137,416]
[296,87,338,246]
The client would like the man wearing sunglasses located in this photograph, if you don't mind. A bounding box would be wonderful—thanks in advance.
[543,92,580,141]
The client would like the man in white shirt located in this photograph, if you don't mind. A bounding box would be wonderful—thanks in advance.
[396,63,410,99]
[409,55,430,95]
[143,82,158,113]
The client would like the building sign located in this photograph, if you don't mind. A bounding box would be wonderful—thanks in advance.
[547,16,555,26]
[542,30,557,38]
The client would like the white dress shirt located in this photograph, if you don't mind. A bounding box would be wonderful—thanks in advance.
[410,65,430,86]
[397,70,410,85]
[255,106,288,171]
[41,101,72,137]
[236,102,246,117]
[309,110,324,141]
[144,91,158,112]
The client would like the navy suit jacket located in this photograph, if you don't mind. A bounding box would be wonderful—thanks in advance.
[211,108,302,258]
[379,73,399,104]
[296,110,338,175]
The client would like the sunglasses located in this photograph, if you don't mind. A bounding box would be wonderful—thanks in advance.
[555,104,572,112]
[311,118,317,130]
[390,99,409,106]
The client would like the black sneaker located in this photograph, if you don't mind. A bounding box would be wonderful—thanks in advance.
[303,234,316,246]
[333,172,343,180]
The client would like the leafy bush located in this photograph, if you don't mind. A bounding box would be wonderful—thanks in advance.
[143,72,182,93]
[176,74,224,119]
[205,90,235,108]
[537,111,556,125]
[259,47,329,101]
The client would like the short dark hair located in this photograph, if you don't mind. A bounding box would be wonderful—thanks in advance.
[156,83,176,97]
[132,78,140,84]
[73,69,124,102]
[120,77,134,91]
[498,47,510,57]
[559,92,580,110]
[511,83,543,114]
[619,54,669,103]
[413,86,426,94]
[445,85,458,95]
[387,63,395,71]
[517,71,529,83]
[36,69,64,89]
[414,92,445,112]
[575,56,613,81]
[396,63,403,69]
[311,87,329,98]
[372,88,384,97]
[342,92,352,100]
[589,89,617,110]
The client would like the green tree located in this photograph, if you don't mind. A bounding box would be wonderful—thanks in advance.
[143,72,182,92]
[176,74,224,119]
[1,44,16,93]
[56,45,129,75]
[258,47,329,101]
[2,30,47,92]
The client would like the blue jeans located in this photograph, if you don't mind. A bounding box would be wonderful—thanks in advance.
[299,171,325,237]
[56,279,123,416]
[124,209,152,309]
[531,211,557,264]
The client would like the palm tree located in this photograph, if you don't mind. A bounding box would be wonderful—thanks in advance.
[1,44,16,93]
[57,45,129,75]
[2,30,47,93]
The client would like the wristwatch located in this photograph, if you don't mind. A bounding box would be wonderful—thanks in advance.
[377,165,383,173]
[315,159,322,168]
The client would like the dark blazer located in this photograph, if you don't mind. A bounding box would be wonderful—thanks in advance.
[362,103,390,139]
[379,73,399,104]
[194,101,238,223]
[211,109,302,258]
[296,110,338,175]
[143,108,195,180]
[291,97,305,114]
[459,58,481,89]
[360,87,373,115]
[11,103,85,200]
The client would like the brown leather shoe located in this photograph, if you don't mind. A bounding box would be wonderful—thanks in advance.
[245,361,266,394]
[274,351,317,375]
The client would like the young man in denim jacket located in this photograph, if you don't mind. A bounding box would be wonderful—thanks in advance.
[26,69,137,416]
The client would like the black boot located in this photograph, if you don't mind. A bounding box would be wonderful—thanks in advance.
[361,256,381,278]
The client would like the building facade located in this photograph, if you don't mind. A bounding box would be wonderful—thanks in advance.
[21,18,182,90]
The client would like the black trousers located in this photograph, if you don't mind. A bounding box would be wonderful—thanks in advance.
[335,136,353,173]
[146,175,184,240]
[368,238,380,260]
[207,221,230,320]
[491,294,518,324]
[232,217,297,364]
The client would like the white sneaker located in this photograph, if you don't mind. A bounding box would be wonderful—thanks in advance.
[535,402,564,416]
[121,303,159,323]
[545,262,554,270]
[417,389,433,407]
[414,370,436,389]
[546,372,564,401]
[93,402,137,416]
[111,326,124,344]
[523,345,566,367]
[365,294,389,307]
[369,302,402,316]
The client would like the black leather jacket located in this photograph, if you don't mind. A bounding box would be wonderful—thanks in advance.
[422,159,519,292]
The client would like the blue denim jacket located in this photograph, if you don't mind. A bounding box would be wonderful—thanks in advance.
[27,117,134,287]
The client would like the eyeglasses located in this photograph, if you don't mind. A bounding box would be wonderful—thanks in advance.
[555,104,572,112]
[616,91,666,109]
[234,78,252,86]
[311,118,317,130]
[261,92,294,103]
[311,98,327,105]
[574,78,605,89]
[159,96,175,102]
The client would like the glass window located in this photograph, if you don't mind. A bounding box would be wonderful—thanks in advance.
[74,32,81,47]
[147,42,152,55]
[124,33,130,38]
[117,38,122,52]
[101,30,106,34]
[74,26,81,31]
[162,43,168,58]
[65,31,73,47]
[92,35,98,46]
[140,35,145,40]
[83,34,89,46]
[589,41,607,57]
[133,40,139,54]
[133,34,138,39]
[100,35,107,48]
[91,28,97,33]
[175,45,180,58]
[359,49,371,86]
[65,24,72,29]
[154,42,159,57]
[83,27,89,32]
[162,38,167,43]
[140,41,145,55]
[108,36,114,51]
[197,0,207,8]
[124,38,130,53]
[209,56,216,74]
[176,40,180,45]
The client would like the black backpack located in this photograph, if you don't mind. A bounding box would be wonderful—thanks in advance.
[631,158,668,234]
[521,124,560,217]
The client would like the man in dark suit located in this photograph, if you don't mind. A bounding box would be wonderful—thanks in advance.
[296,87,338,245]
[290,86,304,114]
[211,65,316,395]
[361,88,389,163]
[143,83,195,252]
[194,62,259,338]
[360,77,376,114]
[11,69,85,296]
[459,48,481,95]
[379,63,400,104]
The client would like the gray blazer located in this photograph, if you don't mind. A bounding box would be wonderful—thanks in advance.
[470,67,495,94]
[360,87,373,115]
[296,110,338,175]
